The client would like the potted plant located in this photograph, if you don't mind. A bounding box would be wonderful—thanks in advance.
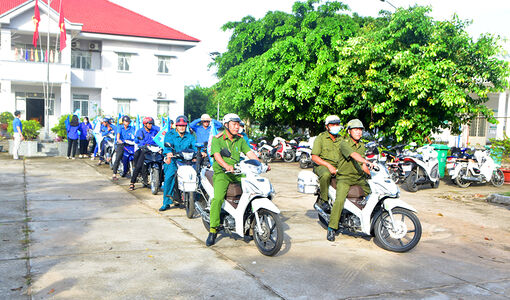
[0,111,14,132]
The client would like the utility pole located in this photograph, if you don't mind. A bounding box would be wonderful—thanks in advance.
[380,0,397,10]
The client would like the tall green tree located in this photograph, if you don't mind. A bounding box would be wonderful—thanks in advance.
[184,85,216,121]
[213,1,509,142]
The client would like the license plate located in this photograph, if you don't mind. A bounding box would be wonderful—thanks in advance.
[402,165,412,172]
[446,163,454,169]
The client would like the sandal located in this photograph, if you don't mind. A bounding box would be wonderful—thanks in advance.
[129,183,135,191]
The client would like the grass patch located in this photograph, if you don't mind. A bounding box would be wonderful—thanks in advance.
[500,191,510,196]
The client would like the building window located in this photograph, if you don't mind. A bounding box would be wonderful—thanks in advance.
[116,99,131,115]
[157,56,172,74]
[71,51,92,69]
[157,101,170,117]
[73,94,89,117]
[118,53,131,71]
[469,114,486,137]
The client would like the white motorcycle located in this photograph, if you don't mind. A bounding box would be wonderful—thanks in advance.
[195,159,283,256]
[298,163,422,252]
[173,148,201,218]
[296,136,316,169]
[401,144,440,192]
[450,149,504,188]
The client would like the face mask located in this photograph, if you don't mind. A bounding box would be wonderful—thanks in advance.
[329,125,341,135]
[238,128,244,133]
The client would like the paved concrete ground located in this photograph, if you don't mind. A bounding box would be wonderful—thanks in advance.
[1,154,509,299]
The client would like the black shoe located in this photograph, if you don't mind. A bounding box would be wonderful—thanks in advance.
[159,204,170,211]
[206,232,217,246]
[327,229,335,242]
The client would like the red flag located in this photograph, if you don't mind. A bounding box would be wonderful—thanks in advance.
[32,0,40,47]
[59,4,66,50]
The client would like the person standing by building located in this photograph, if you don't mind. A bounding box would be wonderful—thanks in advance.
[78,117,92,158]
[12,111,23,160]
[66,115,80,159]
[189,114,223,145]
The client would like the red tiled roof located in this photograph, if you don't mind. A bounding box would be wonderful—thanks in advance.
[0,0,199,42]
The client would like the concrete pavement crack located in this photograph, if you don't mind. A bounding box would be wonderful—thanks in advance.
[22,159,32,298]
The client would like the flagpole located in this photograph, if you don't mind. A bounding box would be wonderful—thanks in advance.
[44,0,51,138]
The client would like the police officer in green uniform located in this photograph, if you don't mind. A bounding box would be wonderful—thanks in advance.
[311,115,343,212]
[206,113,262,246]
[327,119,375,241]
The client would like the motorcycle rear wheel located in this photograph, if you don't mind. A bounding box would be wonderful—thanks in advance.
[405,171,419,192]
[299,154,309,169]
[150,168,160,195]
[374,208,421,252]
[253,209,283,256]
[454,167,471,188]
[184,192,195,219]
[491,169,505,187]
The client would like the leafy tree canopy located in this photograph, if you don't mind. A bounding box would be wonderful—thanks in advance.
[213,1,509,142]
[184,85,217,121]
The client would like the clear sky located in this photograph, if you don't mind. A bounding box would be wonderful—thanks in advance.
[111,0,510,87]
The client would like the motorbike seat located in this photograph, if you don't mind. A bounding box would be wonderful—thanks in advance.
[330,178,366,210]
[205,169,242,208]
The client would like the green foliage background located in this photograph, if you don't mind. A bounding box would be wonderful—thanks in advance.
[7,119,41,140]
[211,0,509,143]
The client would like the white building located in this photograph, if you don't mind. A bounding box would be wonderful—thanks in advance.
[432,90,510,146]
[0,0,198,132]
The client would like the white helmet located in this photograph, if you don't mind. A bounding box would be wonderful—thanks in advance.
[201,114,212,121]
[325,115,341,125]
[222,113,241,125]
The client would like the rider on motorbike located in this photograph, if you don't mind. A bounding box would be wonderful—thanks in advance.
[189,113,223,145]
[206,113,263,246]
[112,116,135,181]
[97,117,115,165]
[160,115,198,211]
[327,119,374,242]
[129,117,159,191]
[311,115,343,212]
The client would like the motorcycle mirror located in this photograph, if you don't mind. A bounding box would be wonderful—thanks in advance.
[220,148,232,158]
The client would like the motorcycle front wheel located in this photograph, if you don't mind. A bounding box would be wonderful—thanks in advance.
[454,166,471,188]
[283,151,296,163]
[491,169,505,187]
[253,209,283,256]
[374,208,421,252]
[260,149,272,164]
[299,154,309,169]
[405,171,419,192]
[150,167,160,195]
[184,192,195,219]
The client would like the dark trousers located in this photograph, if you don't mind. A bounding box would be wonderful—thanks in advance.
[112,143,125,175]
[79,139,89,155]
[130,149,147,184]
[67,139,78,157]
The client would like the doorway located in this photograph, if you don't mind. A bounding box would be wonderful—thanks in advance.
[26,98,44,125]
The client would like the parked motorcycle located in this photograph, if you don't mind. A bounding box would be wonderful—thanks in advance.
[296,136,316,169]
[449,148,504,188]
[101,133,115,168]
[382,145,406,184]
[297,163,422,252]
[446,147,472,184]
[259,137,295,163]
[195,159,283,256]
[401,144,440,192]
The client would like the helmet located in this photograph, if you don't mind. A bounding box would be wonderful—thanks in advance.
[143,117,154,125]
[222,113,241,125]
[103,117,112,124]
[175,115,188,126]
[122,115,131,123]
[325,115,341,125]
[201,114,212,121]
[346,119,364,130]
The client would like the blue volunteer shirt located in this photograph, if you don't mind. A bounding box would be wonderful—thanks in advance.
[101,124,115,139]
[118,125,135,143]
[189,118,223,144]
[163,130,197,155]
[12,118,22,133]
[135,126,160,148]
[79,122,92,140]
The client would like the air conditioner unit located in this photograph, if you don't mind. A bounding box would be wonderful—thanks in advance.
[89,42,99,50]
[156,92,166,99]
[71,41,80,49]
